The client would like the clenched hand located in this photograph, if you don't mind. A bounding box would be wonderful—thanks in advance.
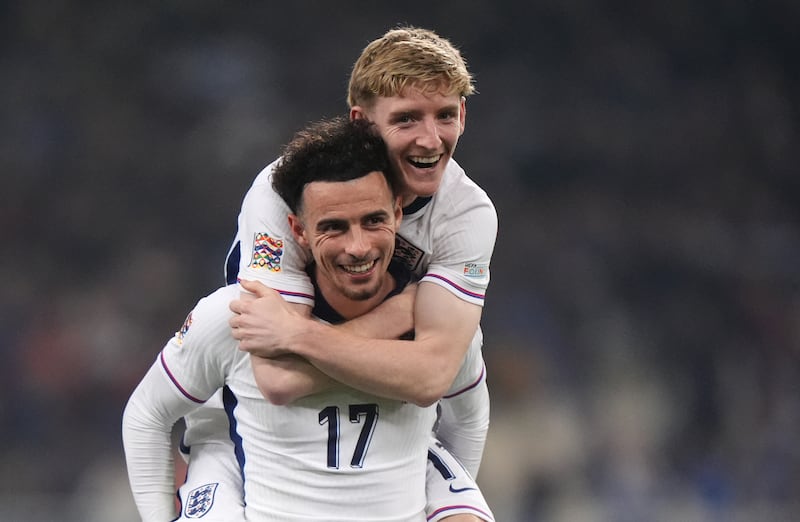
[229,279,305,357]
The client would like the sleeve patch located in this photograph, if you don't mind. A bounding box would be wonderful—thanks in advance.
[250,232,284,272]
[175,312,193,345]
[463,263,488,278]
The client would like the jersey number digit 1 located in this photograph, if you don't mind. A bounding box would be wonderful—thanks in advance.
[318,403,379,469]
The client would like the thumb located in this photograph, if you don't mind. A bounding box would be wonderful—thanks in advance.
[239,279,273,298]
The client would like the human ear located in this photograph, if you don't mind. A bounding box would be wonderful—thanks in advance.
[287,214,309,248]
[350,106,367,121]
[393,197,403,230]
[459,97,467,135]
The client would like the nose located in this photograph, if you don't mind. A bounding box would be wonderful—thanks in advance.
[416,118,442,149]
[345,227,371,258]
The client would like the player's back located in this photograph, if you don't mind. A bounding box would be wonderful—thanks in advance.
[163,284,436,521]
[226,371,437,521]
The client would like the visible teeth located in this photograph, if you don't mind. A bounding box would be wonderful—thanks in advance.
[409,155,441,165]
[343,261,374,274]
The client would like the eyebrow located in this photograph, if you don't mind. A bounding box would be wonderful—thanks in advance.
[363,210,391,221]
[389,108,422,118]
[315,217,347,231]
[388,103,459,119]
[315,209,391,230]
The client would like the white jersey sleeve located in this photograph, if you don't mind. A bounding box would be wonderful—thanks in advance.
[397,159,497,307]
[122,286,241,521]
[157,286,240,403]
[123,362,191,522]
[435,327,490,477]
[233,160,314,305]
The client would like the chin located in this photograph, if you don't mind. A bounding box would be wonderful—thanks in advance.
[341,281,381,302]
[345,290,378,302]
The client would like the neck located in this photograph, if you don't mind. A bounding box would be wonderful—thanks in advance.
[401,192,418,207]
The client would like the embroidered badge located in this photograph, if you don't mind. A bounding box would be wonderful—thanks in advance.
[184,482,218,519]
[394,234,425,273]
[250,232,283,272]
[463,263,489,279]
[175,312,193,345]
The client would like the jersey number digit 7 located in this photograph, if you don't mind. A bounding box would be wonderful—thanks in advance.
[318,403,379,468]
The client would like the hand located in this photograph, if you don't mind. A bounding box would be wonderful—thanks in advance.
[229,279,300,357]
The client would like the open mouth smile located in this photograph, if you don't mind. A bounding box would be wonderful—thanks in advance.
[341,260,376,274]
[408,154,442,169]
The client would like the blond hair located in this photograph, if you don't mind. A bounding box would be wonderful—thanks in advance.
[347,26,476,108]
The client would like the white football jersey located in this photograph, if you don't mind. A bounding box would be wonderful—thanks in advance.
[162,284,436,521]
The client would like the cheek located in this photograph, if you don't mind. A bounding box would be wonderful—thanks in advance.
[311,235,335,255]
[381,129,409,151]
[440,125,462,145]
[377,228,398,246]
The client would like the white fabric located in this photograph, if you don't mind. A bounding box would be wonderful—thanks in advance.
[234,159,315,306]
[175,434,245,521]
[426,440,495,522]
[124,285,435,521]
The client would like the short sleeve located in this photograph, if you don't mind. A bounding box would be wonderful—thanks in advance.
[234,160,314,306]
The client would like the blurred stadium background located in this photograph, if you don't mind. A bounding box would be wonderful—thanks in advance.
[2,1,799,520]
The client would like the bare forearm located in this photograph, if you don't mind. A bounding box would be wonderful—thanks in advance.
[250,354,337,405]
[234,281,479,406]
[334,284,415,339]
[292,321,458,406]
[290,286,482,406]
[263,294,415,403]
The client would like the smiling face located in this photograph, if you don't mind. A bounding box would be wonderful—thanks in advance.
[351,86,466,206]
[289,171,402,317]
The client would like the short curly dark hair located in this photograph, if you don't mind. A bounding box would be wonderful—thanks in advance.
[272,117,398,214]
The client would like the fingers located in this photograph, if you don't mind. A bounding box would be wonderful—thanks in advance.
[230,324,254,351]
[238,339,262,354]
[229,284,260,314]
[229,314,244,337]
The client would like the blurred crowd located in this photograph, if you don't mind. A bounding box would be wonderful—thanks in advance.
[2,1,798,520]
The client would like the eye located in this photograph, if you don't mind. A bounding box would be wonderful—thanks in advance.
[392,113,415,125]
[438,109,457,121]
[365,215,387,227]
[319,222,345,234]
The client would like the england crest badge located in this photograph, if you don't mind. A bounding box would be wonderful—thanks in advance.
[184,482,218,518]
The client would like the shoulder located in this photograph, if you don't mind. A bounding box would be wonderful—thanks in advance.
[195,284,240,309]
[440,159,494,206]
[181,286,239,341]
[239,157,294,227]
[250,157,281,188]
[242,158,284,205]
[433,159,497,220]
